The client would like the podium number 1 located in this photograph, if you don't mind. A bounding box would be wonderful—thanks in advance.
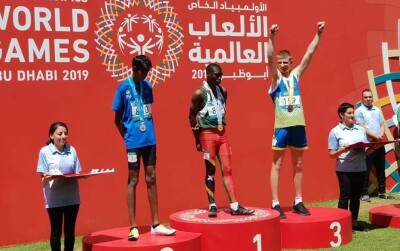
[253,234,262,250]
[329,222,342,247]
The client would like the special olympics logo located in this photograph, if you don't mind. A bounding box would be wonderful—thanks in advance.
[117,14,164,56]
[178,208,271,223]
[95,0,184,84]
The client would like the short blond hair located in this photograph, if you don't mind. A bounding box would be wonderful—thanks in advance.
[277,50,292,60]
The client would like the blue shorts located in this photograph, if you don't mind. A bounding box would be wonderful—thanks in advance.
[127,145,156,170]
[272,126,308,150]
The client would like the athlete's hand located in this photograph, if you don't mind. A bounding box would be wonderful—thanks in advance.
[195,143,202,152]
[317,21,325,34]
[269,24,279,37]
[42,173,55,183]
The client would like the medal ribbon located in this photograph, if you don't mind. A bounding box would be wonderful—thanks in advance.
[128,78,145,123]
[203,81,224,126]
[283,77,294,106]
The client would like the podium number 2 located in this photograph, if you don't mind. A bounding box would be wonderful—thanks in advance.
[253,234,262,251]
[329,222,342,247]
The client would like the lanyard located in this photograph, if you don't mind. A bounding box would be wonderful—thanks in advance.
[283,77,294,105]
[128,78,145,122]
[203,81,224,125]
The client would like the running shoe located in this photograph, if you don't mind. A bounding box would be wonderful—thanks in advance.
[378,193,395,199]
[151,224,176,236]
[292,202,311,216]
[128,227,139,241]
[230,205,255,215]
[272,204,287,219]
[208,206,218,217]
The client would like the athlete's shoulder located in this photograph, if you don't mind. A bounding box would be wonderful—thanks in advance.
[143,80,153,89]
[115,78,130,91]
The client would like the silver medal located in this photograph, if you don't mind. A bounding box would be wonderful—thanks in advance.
[139,122,146,132]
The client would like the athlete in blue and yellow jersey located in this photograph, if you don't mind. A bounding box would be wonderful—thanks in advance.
[267,22,325,219]
[189,63,255,217]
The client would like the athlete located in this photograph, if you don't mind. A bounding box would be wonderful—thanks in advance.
[112,55,175,241]
[189,63,255,217]
[267,22,325,219]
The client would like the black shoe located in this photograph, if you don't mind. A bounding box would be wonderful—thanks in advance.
[208,206,218,217]
[292,202,311,216]
[230,205,255,215]
[352,224,369,232]
[272,205,287,219]
[378,193,395,199]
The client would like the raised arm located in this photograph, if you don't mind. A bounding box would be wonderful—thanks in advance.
[189,89,204,151]
[296,21,325,77]
[267,24,279,87]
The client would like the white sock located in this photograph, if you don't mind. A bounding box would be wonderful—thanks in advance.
[295,197,303,205]
[230,202,239,211]
[272,200,280,207]
[209,203,216,209]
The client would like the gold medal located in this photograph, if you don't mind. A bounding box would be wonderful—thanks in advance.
[218,124,223,131]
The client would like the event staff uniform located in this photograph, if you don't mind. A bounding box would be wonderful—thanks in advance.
[37,143,81,251]
[328,123,367,222]
[354,103,387,197]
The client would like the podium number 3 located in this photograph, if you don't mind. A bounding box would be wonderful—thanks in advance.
[253,234,262,251]
[330,222,342,247]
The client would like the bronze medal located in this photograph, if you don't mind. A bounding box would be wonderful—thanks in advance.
[288,105,293,112]
[218,124,223,131]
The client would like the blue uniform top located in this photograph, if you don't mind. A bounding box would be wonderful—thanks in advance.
[112,78,156,149]
[37,143,81,208]
[328,123,368,172]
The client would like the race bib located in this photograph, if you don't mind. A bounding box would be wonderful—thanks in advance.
[127,152,138,163]
[207,102,225,119]
[203,151,210,160]
[143,104,152,118]
[278,95,301,107]
[131,103,152,121]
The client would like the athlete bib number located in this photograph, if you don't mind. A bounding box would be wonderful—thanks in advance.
[131,104,152,121]
[278,95,301,106]
[207,103,225,120]
[127,152,137,163]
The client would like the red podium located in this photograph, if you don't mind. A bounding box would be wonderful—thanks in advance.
[82,227,201,251]
[370,204,400,228]
[280,207,352,249]
[169,207,281,251]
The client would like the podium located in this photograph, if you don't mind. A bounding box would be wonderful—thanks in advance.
[82,206,354,250]
[169,207,281,251]
[82,227,202,251]
[280,207,352,249]
[370,204,400,228]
